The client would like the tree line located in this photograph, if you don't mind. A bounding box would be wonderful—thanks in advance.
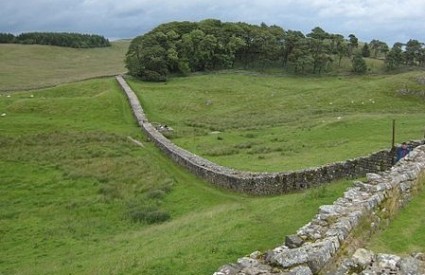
[125,19,425,81]
[0,32,110,48]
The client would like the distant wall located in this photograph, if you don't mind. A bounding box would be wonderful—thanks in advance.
[116,75,424,195]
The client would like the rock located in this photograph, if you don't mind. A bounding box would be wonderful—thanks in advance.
[366,173,382,184]
[288,265,313,275]
[412,252,425,261]
[214,263,241,275]
[285,234,304,248]
[399,256,421,274]
[376,253,400,270]
[268,246,309,268]
[249,251,262,259]
[352,248,374,269]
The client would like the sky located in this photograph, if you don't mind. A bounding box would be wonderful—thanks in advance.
[1,0,424,45]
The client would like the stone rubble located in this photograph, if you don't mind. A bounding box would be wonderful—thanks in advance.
[214,145,425,274]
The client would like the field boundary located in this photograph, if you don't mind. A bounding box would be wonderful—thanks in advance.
[116,75,424,195]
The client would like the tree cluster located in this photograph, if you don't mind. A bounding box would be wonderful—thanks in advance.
[126,19,366,81]
[385,39,425,70]
[124,20,425,81]
[0,32,110,48]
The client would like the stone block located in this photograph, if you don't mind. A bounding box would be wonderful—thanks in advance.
[352,248,374,269]
[288,265,313,275]
[285,234,304,249]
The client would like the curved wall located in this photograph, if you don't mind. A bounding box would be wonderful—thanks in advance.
[116,75,424,195]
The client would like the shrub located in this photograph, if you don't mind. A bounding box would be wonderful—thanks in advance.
[127,205,170,224]
[141,70,167,82]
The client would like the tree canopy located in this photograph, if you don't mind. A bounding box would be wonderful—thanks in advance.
[0,32,110,48]
[125,19,425,81]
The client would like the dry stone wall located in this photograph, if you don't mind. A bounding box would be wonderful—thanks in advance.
[214,145,425,274]
[116,75,424,195]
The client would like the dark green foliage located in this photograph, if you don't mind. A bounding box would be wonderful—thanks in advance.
[125,20,351,80]
[362,43,371,57]
[386,43,405,70]
[0,32,110,48]
[385,40,425,70]
[352,54,367,73]
[127,19,425,81]
[0,32,15,43]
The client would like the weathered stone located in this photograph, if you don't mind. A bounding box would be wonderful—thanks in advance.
[269,247,309,268]
[333,258,356,275]
[366,173,383,184]
[412,252,425,261]
[376,253,401,270]
[285,234,304,249]
[211,145,425,275]
[288,265,313,275]
[250,251,262,259]
[352,248,374,269]
[399,256,421,274]
[214,263,242,275]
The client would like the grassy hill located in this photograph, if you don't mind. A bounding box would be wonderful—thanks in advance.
[0,40,129,91]
[1,42,424,274]
[0,78,352,274]
[128,71,425,172]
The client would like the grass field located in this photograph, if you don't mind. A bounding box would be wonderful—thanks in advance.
[1,42,424,274]
[128,71,425,172]
[367,175,425,255]
[0,40,129,91]
[0,78,354,274]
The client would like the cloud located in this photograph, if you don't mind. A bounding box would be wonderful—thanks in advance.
[0,0,423,44]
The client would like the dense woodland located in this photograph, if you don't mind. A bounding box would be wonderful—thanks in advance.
[125,19,425,81]
[0,32,110,48]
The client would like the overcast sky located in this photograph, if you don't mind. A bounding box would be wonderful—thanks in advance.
[1,0,424,45]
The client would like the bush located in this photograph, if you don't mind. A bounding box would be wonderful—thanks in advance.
[127,206,170,224]
[141,70,167,82]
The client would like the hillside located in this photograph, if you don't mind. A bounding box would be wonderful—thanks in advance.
[0,78,352,274]
[128,71,425,172]
[1,41,424,274]
[0,40,129,91]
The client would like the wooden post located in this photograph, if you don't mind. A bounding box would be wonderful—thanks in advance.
[392,119,396,149]
[391,119,396,165]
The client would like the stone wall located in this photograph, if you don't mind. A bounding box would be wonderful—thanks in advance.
[214,145,425,274]
[116,75,424,195]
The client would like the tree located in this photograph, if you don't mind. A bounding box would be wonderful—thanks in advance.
[0,33,15,43]
[348,34,358,57]
[405,39,422,65]
[385,43,404,70]
[352,53,367,73]
[361,43,370,57]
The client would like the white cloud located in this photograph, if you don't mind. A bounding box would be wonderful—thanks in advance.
[0,0,423,44]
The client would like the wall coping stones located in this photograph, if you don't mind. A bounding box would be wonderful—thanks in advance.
[117,75,424,196]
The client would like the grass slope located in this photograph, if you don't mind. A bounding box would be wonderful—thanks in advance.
[0,40,129,91]
[0,78,352,274]
[128,71,425,172]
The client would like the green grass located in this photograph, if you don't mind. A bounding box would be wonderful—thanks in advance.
[0,40,129,91]
[367,175,425,254]
[0,78,353,274]
[127,71,425,172]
